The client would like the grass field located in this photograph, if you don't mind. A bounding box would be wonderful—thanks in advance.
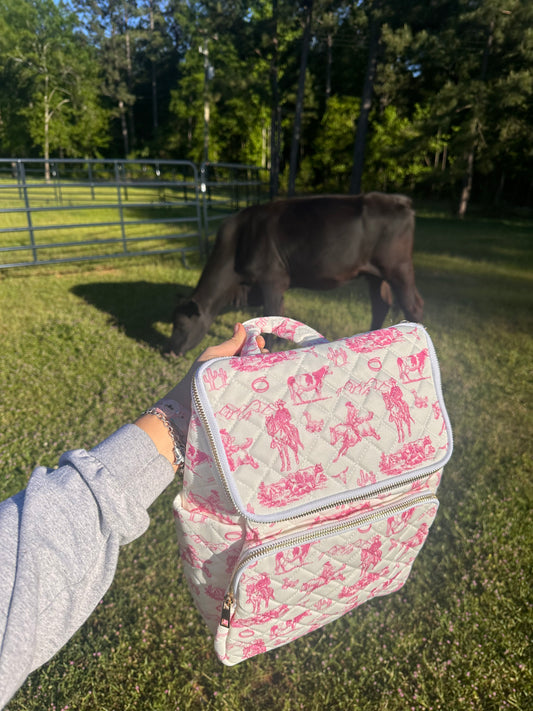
[0,209,531,710]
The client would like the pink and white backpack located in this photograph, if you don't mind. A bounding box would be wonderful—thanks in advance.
[173,317,453,665]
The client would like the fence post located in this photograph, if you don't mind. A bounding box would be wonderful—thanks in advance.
[20,162,38,264]
[200,162,210,256]
[123,161,130,202]
[233,166,239,209]
[182,169,188,202]
[114,161,128,255]
[88,162,95,200]
[52,161,62,204]
[16,160,23,200]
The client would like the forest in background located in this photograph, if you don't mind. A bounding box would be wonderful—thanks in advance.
[0,0,531,214]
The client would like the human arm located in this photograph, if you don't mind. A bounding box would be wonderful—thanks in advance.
[0,424,173,708]
[0,324,254,708]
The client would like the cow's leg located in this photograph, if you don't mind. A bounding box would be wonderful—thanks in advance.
[383,261,424,323]
[366,274,393,330]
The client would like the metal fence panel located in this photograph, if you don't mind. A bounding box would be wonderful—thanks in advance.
[199,161,269,248]
[0,158,269,269]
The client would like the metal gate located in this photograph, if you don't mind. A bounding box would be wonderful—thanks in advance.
[0,158,268,269]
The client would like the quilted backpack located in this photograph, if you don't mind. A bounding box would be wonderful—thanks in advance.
[173,317,453,665]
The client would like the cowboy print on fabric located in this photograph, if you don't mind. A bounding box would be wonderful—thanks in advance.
[173,318,453,665]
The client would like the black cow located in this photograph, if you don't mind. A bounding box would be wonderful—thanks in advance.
[169,192,423,355]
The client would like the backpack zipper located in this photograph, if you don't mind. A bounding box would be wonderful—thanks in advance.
[219,493,438,628]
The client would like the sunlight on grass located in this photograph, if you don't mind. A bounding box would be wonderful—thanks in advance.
[0,212,531,710]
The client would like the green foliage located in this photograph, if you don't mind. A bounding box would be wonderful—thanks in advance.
[312,95,360,191]
[364,104,433,192]
[0,212,532,709]
[168,49,207,163]
[168,0,276,166]
[0,0,111,159]
[398,0,533,205]
[0,0,531,208]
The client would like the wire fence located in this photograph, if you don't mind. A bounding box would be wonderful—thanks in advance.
[0,158,269,269]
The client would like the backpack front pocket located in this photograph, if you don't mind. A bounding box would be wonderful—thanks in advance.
[214,494,439,664]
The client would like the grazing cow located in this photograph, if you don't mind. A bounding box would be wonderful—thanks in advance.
[169,192,423,355]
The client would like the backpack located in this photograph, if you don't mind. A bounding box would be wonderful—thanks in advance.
[173,317,453,665]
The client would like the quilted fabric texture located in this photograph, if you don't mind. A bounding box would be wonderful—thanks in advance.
[173,319,453,665]
[215,495,439,665]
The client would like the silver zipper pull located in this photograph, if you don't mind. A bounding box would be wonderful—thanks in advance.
[220,593,234,628]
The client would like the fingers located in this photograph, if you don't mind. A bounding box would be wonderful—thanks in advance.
[197,323,247,362]
[198,324,269,363]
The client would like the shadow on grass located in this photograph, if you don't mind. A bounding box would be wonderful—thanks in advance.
[70,277,374,353]
[70,246,532,353]
[71,280,193,350]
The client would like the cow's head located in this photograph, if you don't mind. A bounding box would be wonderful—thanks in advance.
[168,300,210,356]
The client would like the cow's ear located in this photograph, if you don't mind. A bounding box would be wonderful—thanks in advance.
[176,300,201,318]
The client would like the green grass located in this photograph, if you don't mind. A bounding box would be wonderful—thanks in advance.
[0,211,532,710]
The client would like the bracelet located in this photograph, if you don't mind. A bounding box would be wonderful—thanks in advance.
[141,407,185,469]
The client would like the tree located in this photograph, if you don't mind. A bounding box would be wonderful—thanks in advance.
[133,0,181,150]
[288,0,313,196]
[380,0,533,211]
[0,3,32,156]
[312,94,359,191]
[0,0,110,169]
[270,0,281,197]
[0,0,530,210]
[73,0,140,157]
[168,1,275,166]
[349,0,382,194]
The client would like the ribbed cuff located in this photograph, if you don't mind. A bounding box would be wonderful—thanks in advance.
[90,424,175,511]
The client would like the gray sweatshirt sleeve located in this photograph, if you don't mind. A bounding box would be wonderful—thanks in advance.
[0,424,175,708]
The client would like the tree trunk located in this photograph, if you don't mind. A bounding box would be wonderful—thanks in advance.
[458,143,474,218]
[457,20,494,217]
[201,39,210,164]
[349,7,380,195]
[325,32,332,99]
[495,171,505,205]
[434,128,441,168]
[288,0,313,197]
[124,5,135,150]
[150,2,158,135]
[119,99,129,157]
[43,74,51,182]
[269,0,280,198]
[261,123,267,168]
[151,62,158,134]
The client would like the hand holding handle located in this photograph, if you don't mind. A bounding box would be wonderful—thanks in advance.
[241,316,327,356]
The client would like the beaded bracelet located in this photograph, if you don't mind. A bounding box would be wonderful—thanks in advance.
[141,407,185,469]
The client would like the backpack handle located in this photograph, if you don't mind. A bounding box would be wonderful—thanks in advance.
[241,316,328,356]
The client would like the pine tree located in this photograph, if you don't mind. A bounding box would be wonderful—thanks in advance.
[0,0,110,167]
